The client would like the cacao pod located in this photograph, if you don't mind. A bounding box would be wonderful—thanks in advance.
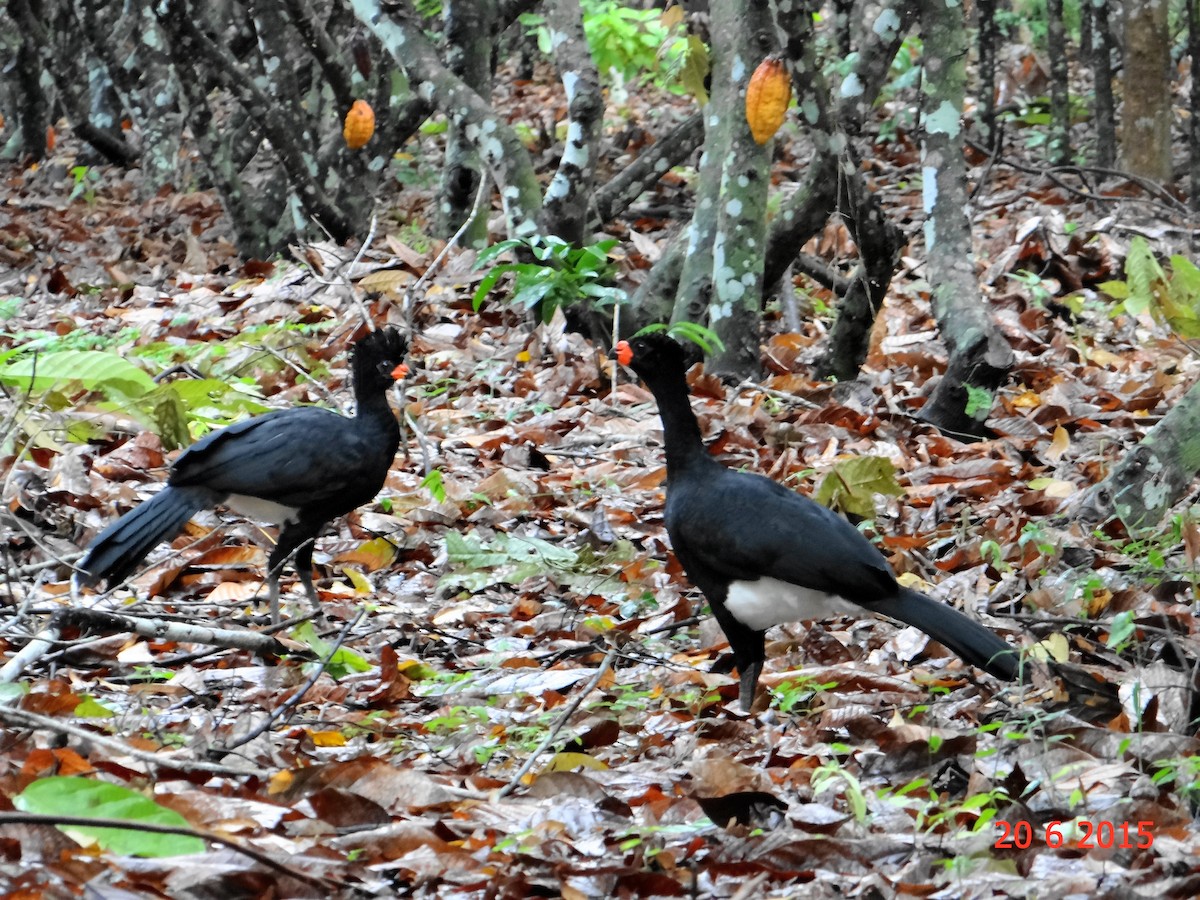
[343,100,375,150]
[745,58,790,145]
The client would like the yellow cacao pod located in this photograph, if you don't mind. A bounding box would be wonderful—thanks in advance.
[745,58,791,144]
[343,99,375,150]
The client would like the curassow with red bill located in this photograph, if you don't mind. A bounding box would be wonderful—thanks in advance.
[75,327,409,623]
[615,332,1021,710]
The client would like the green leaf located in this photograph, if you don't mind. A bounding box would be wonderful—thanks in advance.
[1106,611,1137,649]
[475,239,524,267]
[291,621,372,677]
[1124,236,1165,318]
[74,696,115,718]
[663,321,726,354]
[813,456,904,518]
[964,384,993,418]
[421,468,446,503]
[679,35,710,104]
[14,777,206,857]
[473,268,508,311]
[0,350,155,398]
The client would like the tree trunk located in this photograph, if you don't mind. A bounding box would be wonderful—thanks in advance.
[976,0,998,151]
[539,0,605,245]
[694,0,775,379]
[9,0,51,161]
[439,0,494,245]
[917,0,1014,439]
[1087,0,1118,170]
[1072,378,1200,529]
[1045,0,1071,165]
[1189,0,1200,208]
[352,0,543,239]
[1121,0,1172,181]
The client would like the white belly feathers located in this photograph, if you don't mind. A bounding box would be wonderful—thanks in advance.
[724,576,861,630]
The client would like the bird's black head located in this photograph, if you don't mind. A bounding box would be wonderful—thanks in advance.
[615,331,702,380]
[352,327,409,393]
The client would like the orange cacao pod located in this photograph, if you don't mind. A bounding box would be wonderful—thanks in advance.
[745,58,790,144]
[343,99,375,150]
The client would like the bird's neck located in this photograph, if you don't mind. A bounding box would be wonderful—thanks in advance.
[645,369,709,474]
[351,366,396,422]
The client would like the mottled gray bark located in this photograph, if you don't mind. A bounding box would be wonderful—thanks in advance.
[976,0,998,150]
[1120,0,1172,181]
[282,0,356,113]
[76,2,180,191]
[814,175,903,381]
[159,0,354,250]
[592,113,703,227]
[700,0,775,378]
[540,0,604,245]
[351,0,543,238]
[1073,379,1200,529]
[439,0,494,245]
[916,0,1013,439]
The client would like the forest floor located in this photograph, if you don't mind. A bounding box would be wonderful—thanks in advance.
[2,65,1200,899]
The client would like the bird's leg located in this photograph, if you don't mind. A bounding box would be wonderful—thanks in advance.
[267,525,321,624]
[738,660,763,712]
[293,538,321,616]
[267,574,281,626]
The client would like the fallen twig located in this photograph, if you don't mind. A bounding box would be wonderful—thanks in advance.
[217,607,366,754]
[497,645,619,798]
[0,706,251,777]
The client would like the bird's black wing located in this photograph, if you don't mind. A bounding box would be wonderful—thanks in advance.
[666,464,897,601]
[169,407,386,509]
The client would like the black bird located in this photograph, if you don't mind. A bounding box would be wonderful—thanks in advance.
[616,333,1020,710]
[75,327,409,623]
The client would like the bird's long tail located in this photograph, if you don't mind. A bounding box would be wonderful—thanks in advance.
[874,587,1021,681]
[75,486,212,589]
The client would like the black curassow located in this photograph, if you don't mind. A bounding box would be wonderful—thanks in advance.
[615,333,1020,710]
[75,327,409,623]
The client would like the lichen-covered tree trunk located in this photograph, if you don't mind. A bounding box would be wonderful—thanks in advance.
[685,0,774,378]
[917,0,1014,439]
[439,0,494,245]
[539,0,604,244]
[1121,0,1172,181]
[976,0,999,151]
[1073,378,1200,529]
[352,0,543,238]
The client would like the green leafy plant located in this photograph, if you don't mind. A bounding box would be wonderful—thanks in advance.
[521,1,693,91]
[1151,754,1200,804]
[68,165,101,204]
[768,675,838,716]
[631,320,726,356]
[810,756,871,823]
[291,621,372,679]
[422,468,447,503]
[439,529,633,600]
[1101,236,1200,338]
[473,235,625,323]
